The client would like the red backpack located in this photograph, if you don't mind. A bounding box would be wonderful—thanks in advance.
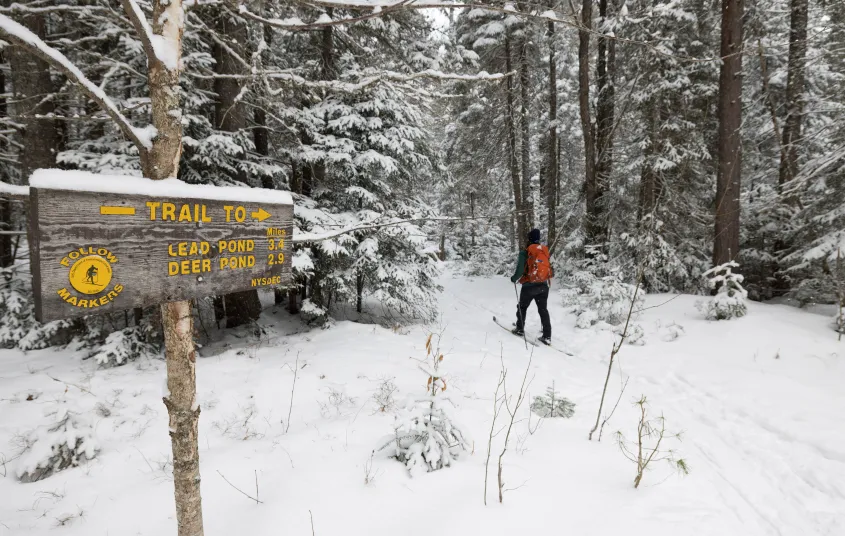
[519,244,552,284]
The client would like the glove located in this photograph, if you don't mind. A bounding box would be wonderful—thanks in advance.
[510,276,518,283]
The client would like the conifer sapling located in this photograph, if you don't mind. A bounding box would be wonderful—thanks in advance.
[700,261,748,320]
[377,332,469,476]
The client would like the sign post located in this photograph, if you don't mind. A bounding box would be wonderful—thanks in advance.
[28,170,294,323]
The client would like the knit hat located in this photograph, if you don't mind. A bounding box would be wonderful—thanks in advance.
[528,228,541,244]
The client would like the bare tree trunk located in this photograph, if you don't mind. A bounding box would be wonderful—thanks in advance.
[143,1,205,534]
[2,8,204,528]
[714,0,744,266]
[505,36,524,247]
[356,271,364,313]
[518,37,532,232]
[0,50,12,271]
[638,98,661,226]
[6,9,58,274]
[546,8,558,251]
[320,9,336,80]
[590,0,615,256]
[778,0,808,189]
[150,0,204,532]
[7,12,59,180]
[288,288,299,314]
[255,107,272,189]
[579,0,598,255]
[214,3,262,327]
[161,300,203,536]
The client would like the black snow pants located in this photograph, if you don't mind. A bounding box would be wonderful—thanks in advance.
[515,282,551,338]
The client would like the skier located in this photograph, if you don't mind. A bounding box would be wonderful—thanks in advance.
[509,228,553,344]
[85,264,98,285]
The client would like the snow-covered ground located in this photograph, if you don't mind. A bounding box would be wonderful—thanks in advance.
[1,270,844,535]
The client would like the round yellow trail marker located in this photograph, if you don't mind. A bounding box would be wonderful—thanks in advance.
[68,255,113,295]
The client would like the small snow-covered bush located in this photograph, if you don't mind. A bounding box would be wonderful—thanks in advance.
[834,308,844,336]
[657,322,686,342]
[378,333,469,476]
[562,271,645,328]
[530,384,576,418]
[0,274,35,347]
[699,261,748,320]
[0,270,79,350]
[89,322,160,367]
[300,298,329,326]
[16,410,98,483]
[614,322,645,346]
[17,319,79,351]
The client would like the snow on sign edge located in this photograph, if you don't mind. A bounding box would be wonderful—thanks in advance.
[29,169,293,206]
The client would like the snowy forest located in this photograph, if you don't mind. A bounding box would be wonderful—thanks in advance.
[0,0,843,535]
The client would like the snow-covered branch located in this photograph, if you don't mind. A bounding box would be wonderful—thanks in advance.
[293,213,513,243]
[241,1,575,33]
[238,0,419,31]
[120,0,180,71]
[0,4,112,14]
[120,0,158,64]
[243,1,718,62]
[0,14,153,151]
[205,68,513,93]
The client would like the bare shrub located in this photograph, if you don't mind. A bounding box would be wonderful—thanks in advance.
[615,395,689,488]
[318,388,357,419]
[212,402,264,440]
[371,377,398,414]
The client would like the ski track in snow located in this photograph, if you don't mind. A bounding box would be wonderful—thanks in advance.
[0,270,843,535]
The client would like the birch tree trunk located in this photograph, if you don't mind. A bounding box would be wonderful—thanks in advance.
[134,1,206,534]
[714,0,744,266]
[0,4,204,532]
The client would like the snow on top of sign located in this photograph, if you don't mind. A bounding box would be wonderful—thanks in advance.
[30,169,293,205]
[0,182,29,196]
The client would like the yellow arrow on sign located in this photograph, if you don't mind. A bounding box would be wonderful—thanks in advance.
[100,206,135,215]
[251,208,271,222]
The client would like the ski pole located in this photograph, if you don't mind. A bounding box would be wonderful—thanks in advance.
[514,282,528,350]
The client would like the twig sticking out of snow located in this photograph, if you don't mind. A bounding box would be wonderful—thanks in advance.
[598,377,629,441]
[284,354,300,434]
[497,351,533,504]
[216,470,263,504]
[589,268,644,441]
[483,349,506,506]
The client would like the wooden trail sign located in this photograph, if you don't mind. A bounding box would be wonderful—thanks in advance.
[28,170,294,322]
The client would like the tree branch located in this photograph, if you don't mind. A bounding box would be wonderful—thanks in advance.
[0,14,152,152]
[120,0,158,64]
